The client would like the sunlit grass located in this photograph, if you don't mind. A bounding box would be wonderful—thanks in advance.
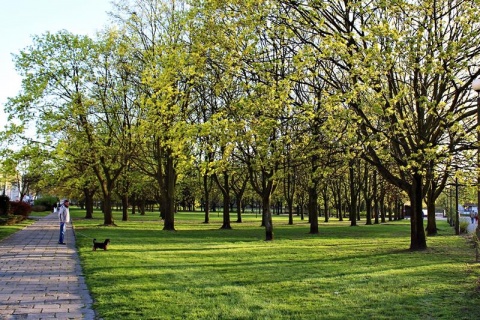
[0,218,35,240]
[71,208,480,319]
[29,211,53,218]
[0,210,51,241]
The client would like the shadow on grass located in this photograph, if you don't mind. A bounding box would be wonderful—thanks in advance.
[72,210,477,319]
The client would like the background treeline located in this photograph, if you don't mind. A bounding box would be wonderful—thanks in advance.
[2,0,480,250]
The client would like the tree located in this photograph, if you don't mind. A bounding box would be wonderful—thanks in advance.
[1,146,44,201]
[230,161,250,222]
[192,0,293,240]
[7,30,141,225]
[281,0,480,250]
[114,0,199,230]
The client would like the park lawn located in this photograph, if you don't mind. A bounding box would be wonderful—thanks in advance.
[71,208,480,320]
[0,211,52,238]
[0,218,35,240]
[0,210,51,240]
[0,211,51,240]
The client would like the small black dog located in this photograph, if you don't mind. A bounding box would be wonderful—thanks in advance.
[93,238,110,251]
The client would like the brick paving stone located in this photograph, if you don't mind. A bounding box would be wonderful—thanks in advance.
[0,213,96,319]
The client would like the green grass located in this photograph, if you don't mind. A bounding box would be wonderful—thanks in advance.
[29,211,53,218]
[71,208,480,320]
[0,212,47,240]
[0,219,35,240]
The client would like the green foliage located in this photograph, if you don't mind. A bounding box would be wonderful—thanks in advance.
[460,220,470,234]
[31,205,47,212]
[34,196,58,211]
[72,208,480,320]
[0,218,33,232]
[4,0,480,250]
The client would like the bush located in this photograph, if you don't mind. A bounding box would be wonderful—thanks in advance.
[0,215,25,225]
[0,195,9,216]
[31,205,47,212]
[34,196,58,211]
[460,220,470,234]
[9,201,32,217]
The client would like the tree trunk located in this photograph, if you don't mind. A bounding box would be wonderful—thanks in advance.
[236,196,243,223]
[131,194,136,215]
[121,194,128,222]
[349,164,357,227]
[337,190,343,222]
[409,173,427,250]
[102,192,114,225]
[262,194,273,241]
[221,198,232,229]
[380,189,386,223]
[248,165,277,240]
[203,174,210,224]
[287,198,294,225]
[140,198,146,215]
[309,153,320,233]
[308,184,319,234]
[394,198,400,220]
[373,171,379,224]
[362,163,372,225]
[284,170,296,225]
[163,153,176,231]
[231,172,248,223]
[214,172,232,230]
[322,187,329,223]
[260,201,266,227]
[365,198,373,225]
[83,188,94,219]
[425,191,438,236]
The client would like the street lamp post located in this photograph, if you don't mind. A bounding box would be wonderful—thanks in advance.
[471,78,480,237]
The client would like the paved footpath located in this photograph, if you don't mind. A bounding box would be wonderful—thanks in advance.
[0,213,95,319]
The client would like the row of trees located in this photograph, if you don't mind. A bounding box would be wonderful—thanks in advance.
[3,0,480,250]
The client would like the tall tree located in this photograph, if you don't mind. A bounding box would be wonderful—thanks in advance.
[114,0,198,230]
[7,30,140,225]
[281,0,480,250]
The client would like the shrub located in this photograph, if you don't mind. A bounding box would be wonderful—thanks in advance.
[0,195,9,216]
[34,196,58,211]
[9,201,32,217]
[0,215,25,225]
[31,205,47,212]
[460,220,470,234]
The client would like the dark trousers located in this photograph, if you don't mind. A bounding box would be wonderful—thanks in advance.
[58,223,66,243]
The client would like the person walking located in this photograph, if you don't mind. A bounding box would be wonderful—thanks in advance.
[58,199,70,245]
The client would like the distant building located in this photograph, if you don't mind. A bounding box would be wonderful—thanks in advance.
[2,181,20,201]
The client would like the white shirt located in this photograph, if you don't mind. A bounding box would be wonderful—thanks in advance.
[58,205,70,223]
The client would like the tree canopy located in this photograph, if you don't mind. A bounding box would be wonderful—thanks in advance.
[3,0,480,250]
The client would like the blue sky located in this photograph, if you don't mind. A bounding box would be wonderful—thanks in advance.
[0,0,113,130]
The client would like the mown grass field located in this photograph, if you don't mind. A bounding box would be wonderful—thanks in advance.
[0,219,33,239]
[70,208,480,320]
[0,210,51,239]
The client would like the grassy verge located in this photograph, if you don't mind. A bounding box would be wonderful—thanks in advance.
[29,211,53,218]
[0,211,51,241]
[0,218,35,240]
[71,208,480,320]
